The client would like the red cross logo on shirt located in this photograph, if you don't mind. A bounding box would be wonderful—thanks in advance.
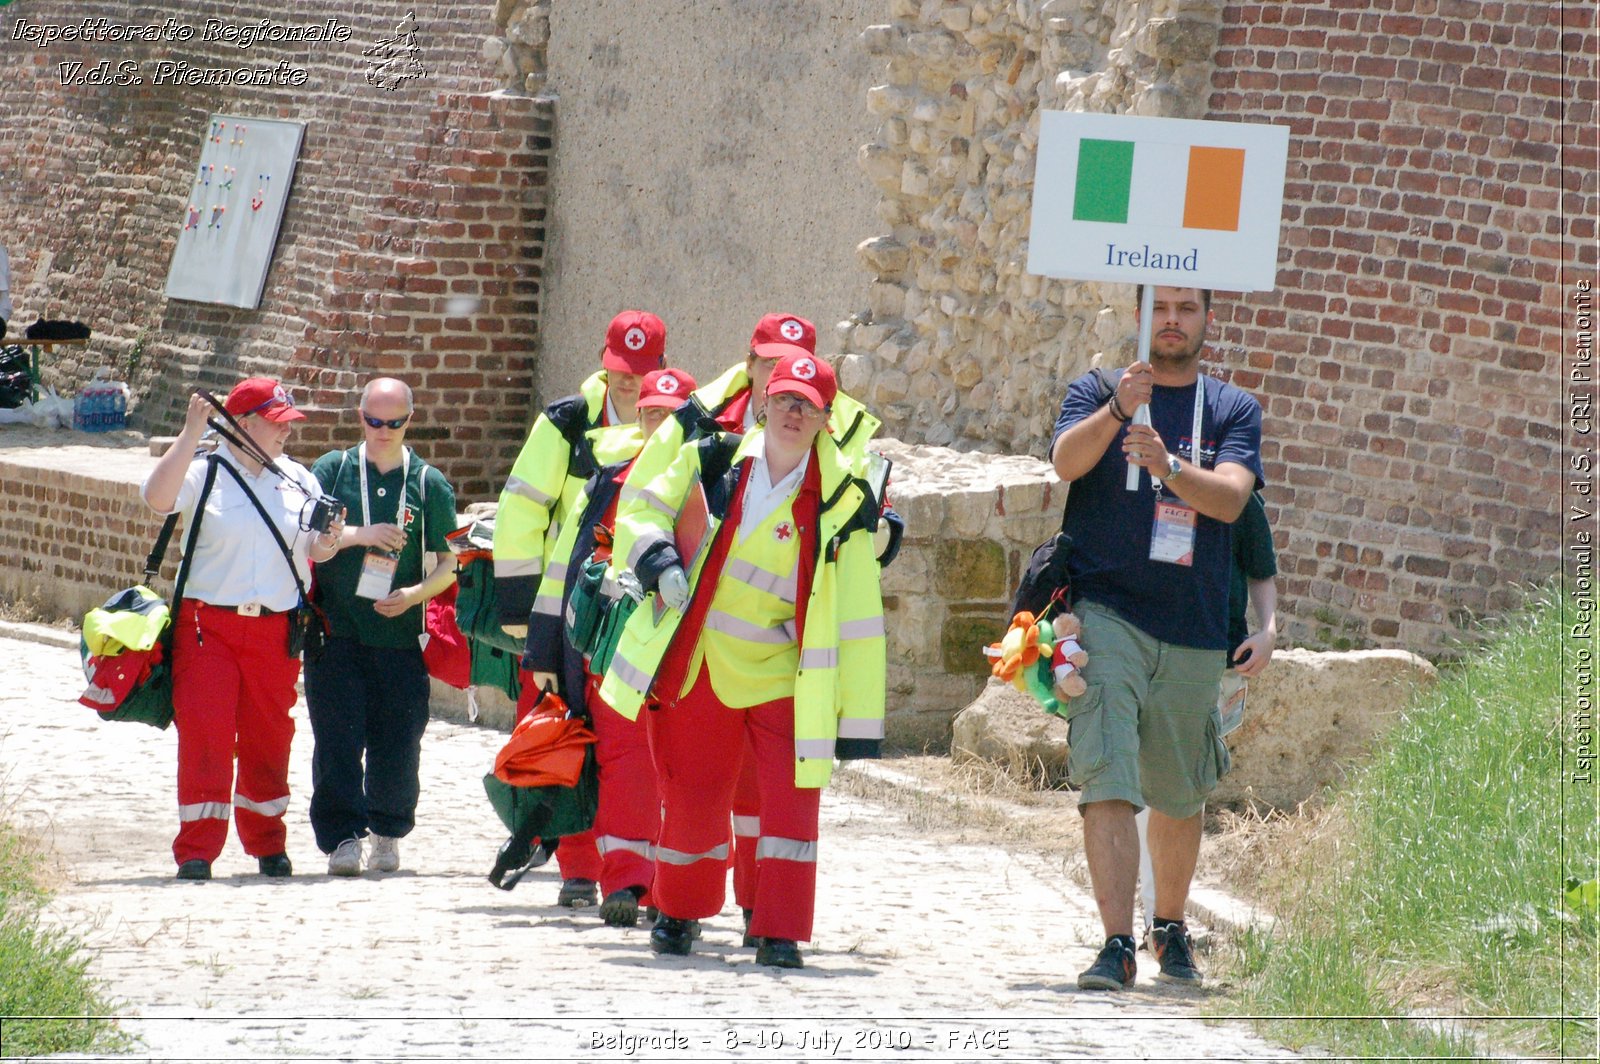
[774,521,794,542]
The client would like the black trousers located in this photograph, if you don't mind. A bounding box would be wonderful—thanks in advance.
[304,636,431,853]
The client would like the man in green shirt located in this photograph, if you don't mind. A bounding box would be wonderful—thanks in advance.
[307,377,458,876]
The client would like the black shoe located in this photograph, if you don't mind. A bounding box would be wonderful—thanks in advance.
[649,916,697,956]
[176,859,211,881]
[755,937,804,969]
[1150,922,1203,986]
[1077,937,1137,991]
[742,907,758,948]
[257,853,293,878]
[558,877,598,907]
[600,887,645,927]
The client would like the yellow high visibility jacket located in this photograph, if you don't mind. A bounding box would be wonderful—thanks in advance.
[492,371,643,624]
[613,362,884,581]
[598,429,887,788]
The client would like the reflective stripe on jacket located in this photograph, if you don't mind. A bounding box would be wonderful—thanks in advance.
[598,429,887,787]
[493,371,642,620]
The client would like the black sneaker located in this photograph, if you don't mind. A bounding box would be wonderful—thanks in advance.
[1077,937,1136,991]
[1150,923,1203,986]
[755,937,803,969]
[600,887,644,927]
[175,859,211,881]
[557,877,598,907]
[649,916,697,956]
[257,853,293,878]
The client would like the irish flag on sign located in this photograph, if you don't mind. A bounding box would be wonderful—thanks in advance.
[1073,138,1247,232]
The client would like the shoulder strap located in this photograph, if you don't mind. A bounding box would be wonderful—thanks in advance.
[697,432,744,518]
[214,458,311,605]
[547,393,598,479]
[166,456,223,614]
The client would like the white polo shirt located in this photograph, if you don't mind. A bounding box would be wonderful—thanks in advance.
[143,442,320,612]
[739,445,809,542]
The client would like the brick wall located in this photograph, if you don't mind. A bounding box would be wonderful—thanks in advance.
[0,2,542,503]
[0,450,164,625]
[1204,0,1593,649]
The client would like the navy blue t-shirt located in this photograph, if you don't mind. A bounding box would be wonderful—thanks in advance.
[1049,373,1264,651]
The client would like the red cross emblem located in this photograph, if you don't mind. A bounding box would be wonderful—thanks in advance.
[774,521,794,542]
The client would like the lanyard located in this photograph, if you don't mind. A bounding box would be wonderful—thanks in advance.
[1154,378,1205,493]
[356,443,410,529]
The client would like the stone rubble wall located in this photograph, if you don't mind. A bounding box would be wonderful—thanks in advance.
[873,439,1061,746]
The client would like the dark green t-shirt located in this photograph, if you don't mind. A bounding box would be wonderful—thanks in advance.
[311,447,457,649]
[1227,490,1278,661]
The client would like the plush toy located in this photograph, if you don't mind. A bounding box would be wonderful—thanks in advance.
[1049,611,1088,699]
[985,611,1043,687]
[985,608,1090,709]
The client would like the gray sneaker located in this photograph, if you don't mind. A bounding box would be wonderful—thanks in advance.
[368,834,400,873]
[327,837,363,877]
[1150,923,1204,986]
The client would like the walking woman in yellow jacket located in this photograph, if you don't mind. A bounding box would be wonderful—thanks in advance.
[599,352,888,969]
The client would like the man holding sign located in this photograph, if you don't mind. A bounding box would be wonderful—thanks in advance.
[1048,285,1263,990]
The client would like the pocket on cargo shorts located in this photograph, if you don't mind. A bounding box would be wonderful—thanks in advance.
[1064,684,1109,788]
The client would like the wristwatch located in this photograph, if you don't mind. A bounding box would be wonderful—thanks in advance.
[1165,452,1183,480]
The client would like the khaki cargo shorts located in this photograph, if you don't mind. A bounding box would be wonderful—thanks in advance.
[1065,599,1231,819]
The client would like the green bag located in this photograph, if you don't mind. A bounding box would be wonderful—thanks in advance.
[563,555,610,658]
[588,592,638,678]
[482,744,599,841]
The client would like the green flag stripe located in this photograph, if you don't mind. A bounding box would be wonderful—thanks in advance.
[1073,138,1134,224]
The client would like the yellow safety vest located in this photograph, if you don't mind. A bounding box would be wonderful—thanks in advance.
[599,430,887,788]
[493,371,642,615]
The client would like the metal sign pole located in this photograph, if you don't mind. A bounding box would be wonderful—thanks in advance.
[1125,282,1156,491]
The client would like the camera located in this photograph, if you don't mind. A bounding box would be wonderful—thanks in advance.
[304,495,345,535]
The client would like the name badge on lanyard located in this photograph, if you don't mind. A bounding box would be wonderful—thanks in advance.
[1148,379,1205,567]
[354,443,411,600]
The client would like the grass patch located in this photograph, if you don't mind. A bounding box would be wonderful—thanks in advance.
[1219,589,1598,1060]
[0,813,123,1056]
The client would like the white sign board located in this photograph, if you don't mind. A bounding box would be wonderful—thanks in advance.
[165,115,304,309]
[1026,112,1291,292]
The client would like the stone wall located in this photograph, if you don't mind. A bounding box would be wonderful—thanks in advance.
[0,2,540,502]
[874,439,1060,745]
[838,0,1593,657]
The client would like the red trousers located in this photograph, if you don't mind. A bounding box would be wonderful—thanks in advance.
[646,669,820,942]
[170,600,301,865]
[731,736,759,911]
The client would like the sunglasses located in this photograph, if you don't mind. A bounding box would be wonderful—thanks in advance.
[361,411,412,430]
[241,392,294,417]
[769,393,825,419]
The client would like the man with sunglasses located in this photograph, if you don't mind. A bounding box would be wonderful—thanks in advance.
[305,377,459,876]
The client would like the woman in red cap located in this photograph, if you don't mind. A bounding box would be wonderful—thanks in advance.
[493,309,665,908]
[522,367,697,926]
[599,352,890,968]
[142,379,342,880]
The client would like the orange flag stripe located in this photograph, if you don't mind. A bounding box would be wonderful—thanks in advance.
[1182,146,1246,232]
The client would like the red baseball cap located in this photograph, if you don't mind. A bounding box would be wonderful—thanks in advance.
[766,351,837,410]
[601,311,667,374]
[224,378,304,422]
[749,313,816,360]
[636,367,698,410]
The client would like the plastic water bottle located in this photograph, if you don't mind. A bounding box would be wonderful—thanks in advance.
[110,384,127,430]
[72,389,87,430]
[87,384,104,432]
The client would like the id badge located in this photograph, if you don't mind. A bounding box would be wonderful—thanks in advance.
[1149,500,1197,566]
[355,551,399,599]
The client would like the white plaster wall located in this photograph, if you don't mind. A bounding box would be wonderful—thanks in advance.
[536,0,884,397]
